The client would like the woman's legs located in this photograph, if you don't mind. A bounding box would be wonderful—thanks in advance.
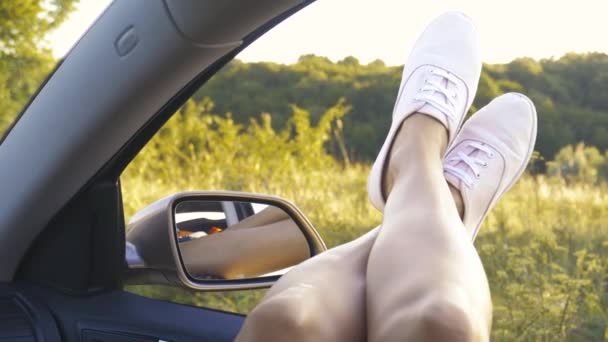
[366,114,492,342]
[365,91,537,341]
[238,172,469,342]
[237,179,468,342]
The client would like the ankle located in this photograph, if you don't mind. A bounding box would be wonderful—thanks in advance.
[382,114,448,196]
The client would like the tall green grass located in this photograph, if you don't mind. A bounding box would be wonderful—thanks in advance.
[122,99,608,340]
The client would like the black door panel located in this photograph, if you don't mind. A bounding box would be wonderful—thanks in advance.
[6,283,245,342]
[0,284,61,341]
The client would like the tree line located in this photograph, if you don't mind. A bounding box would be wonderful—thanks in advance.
[194,53,608,166]
[0,0,76,135]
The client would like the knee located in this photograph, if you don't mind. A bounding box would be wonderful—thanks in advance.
[372,296,482,342]
[417,298,477,342]
[261,290,321,333]
[237,286,326,342]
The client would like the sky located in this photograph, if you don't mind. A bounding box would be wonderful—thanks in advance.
[49,0,608,66]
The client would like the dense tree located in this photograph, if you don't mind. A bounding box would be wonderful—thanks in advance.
[196,52,608,162]
[0,0,77,134]
[547,143,606,184]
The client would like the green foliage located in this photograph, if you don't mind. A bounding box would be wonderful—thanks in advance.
[0,0,77,134]
[122,97,375,247]
[478,176,608,340]
[195,53,608,162]
[122,98,380,315]
[547,143,607,184]
[0,0,76,51]
[123,97,608,340]
[125,285,267,315]
[194,55,401,160]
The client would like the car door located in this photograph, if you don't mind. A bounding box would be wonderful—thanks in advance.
[0,0,314,340]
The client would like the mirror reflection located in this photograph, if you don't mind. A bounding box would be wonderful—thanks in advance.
[175,200,311,280]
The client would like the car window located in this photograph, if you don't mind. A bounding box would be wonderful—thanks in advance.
[0,1,109,143]
[115,1,608,337]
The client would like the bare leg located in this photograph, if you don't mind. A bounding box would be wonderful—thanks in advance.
[237,178,469,342]
[367,114,492,341]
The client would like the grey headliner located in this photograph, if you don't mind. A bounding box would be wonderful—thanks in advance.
[0,0,301,281]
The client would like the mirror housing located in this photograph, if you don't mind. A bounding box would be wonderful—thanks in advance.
[126,191,326,290]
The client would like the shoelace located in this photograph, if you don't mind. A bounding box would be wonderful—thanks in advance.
[444,141,495,188]
[414,68,460,121]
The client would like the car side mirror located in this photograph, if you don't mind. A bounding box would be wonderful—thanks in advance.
[125,191,326,290]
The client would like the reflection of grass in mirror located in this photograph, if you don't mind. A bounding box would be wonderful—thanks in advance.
[122,99,608,340]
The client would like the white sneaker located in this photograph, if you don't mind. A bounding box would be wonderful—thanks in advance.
[368,11,482,211]
[444,93,538,240]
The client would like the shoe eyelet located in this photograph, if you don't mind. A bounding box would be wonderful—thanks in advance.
[475,173,481,178]
[482,162,488,168]
[488,152,495,159]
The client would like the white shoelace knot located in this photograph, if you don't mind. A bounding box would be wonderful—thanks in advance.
[444,141,495,188]
[414,68,460,122]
